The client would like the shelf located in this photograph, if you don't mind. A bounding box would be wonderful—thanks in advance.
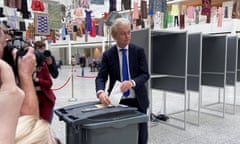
[167,0,232,6]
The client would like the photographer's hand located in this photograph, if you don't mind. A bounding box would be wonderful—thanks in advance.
[13,47,36,77]
[0,59,24,144]
[32,71,39,82]
[12,47,39,117]
[45,56,53,65]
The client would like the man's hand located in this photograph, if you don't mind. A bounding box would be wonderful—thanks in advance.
[98,92,111,106]
[120,80,133,93]
[12,47,36,80]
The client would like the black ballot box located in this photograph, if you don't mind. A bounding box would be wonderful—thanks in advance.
[55,101,148,144]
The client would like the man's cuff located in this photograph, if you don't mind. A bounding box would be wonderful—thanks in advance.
[131,80,136,87]
[97,90,105,98]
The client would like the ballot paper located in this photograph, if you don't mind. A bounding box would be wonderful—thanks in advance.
[109,80,122,106]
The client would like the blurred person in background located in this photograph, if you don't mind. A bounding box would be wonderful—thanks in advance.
[34,41,59,78]
[79,54,86,76]
[32,48,56,123]
[71,55,76,71]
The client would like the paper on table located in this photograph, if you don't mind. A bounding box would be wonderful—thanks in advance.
[109,80,122,106]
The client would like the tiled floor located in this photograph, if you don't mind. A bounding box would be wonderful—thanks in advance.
[51,67,240,144]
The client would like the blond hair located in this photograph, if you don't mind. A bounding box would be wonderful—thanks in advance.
[15,115,56,144]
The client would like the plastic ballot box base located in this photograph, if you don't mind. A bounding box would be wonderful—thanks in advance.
[55,101,148,144]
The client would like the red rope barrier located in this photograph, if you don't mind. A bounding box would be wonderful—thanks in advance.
[76,75,96,78]
[51,76,71,91]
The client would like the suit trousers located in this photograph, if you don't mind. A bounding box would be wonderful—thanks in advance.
[120,98,148,144]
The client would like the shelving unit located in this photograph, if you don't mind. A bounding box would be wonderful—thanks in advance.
[201,34,227,118]
[226,36,238,114]
[236,37,240,108]
[167,0,231,6]
[131,28,150,63]
[131,28,191,129]
[150,30,188,130]
[130,28,152,118]
[237,38,240,82]
[187,32,202,126]
[132,30,202,128]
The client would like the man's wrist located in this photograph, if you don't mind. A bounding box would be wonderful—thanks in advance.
[97,90,105,98]
[130,80,136,87]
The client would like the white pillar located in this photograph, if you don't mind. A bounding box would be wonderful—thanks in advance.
[102,39,105,53]
[68,36,72,65]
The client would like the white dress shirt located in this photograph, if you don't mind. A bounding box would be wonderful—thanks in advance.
[117,45,136,99]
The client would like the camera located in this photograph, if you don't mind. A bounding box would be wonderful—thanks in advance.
[2,29,45,77]
[43,50,52,57]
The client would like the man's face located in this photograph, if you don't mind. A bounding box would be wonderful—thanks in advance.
[114,24,131,48]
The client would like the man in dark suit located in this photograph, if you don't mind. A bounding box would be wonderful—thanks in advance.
[95,18,149,144]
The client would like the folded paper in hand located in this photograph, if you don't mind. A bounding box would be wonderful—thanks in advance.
[109,81,122,106]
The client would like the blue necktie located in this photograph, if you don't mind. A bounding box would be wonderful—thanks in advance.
[121,48,130,97]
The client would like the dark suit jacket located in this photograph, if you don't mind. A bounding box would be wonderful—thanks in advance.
[95,43,149,111]
[79,56,86,67]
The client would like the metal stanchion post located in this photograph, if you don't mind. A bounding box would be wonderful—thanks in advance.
[69,65,77,102]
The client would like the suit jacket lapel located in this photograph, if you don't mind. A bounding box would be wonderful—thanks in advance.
[113,45,121,80]
[128,44,134,78]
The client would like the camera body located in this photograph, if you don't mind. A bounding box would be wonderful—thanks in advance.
[2,29,45,77]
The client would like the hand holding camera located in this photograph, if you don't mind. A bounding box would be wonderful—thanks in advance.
[12,47,37,81]
[3,30,45,80]
[45,56,53,65]
[43,50,53,65]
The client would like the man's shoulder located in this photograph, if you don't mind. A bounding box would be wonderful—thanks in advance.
[129,43,144,51]
[104,45,117,54]
[129,43,143,49]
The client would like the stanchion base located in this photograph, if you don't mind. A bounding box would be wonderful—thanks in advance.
[68,98,77,102]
